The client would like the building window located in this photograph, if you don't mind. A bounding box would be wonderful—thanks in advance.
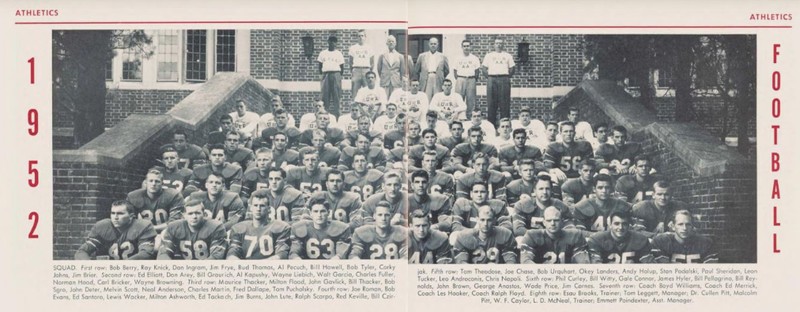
[657,68,674,88]
[157,30,180,82]
[185,30,207,82]
[408,34,443,63]
[105,58,113,81]
[121,48,142,81]
[389,29,407,54]
[216,30,236,72]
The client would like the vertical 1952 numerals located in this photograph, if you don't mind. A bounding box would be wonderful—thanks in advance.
[27,57,39,239]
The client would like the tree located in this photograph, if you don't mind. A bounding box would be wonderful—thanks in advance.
[53,30,152,147]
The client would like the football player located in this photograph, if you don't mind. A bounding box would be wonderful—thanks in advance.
[299,129,342,168]
[399,79,430,121]
[289,198,352,259]
[353,71,388,120]
[186,173,245,231]
[229,99,261,142]
[286,149,331,196]
[505,159,538,205]
[208,114,235,146]
[361,171,406,226]
[186,144,243,194]
[465,108,497,139]
[338,133,386,171]
[263,168,308,223]
[447,126,498,174]
[406,120,422,147]
[372,102,400,134]
[241,148,275,202]
[420,151,456,198]
[573,174,632,234]
[127,169,183,232]
[344,152,384,202]
[518,206,590,264]
[511,175,572,236]
[164,130,206,169]
[544,121,593,183]
[342,115,382,148]
[498,128,545,179]
[223,131,256,170]
[615,155,658,204]
[336,102,363,132]
[349,202,407,260]
[533,121,559,151]
[452,205,517,264]
[632,180,690,236]
[408,129,450,171]
[409,170,452,225]
[306,170,362,226]
[489,118,513,148]
[271,132,300,169]
[560,107,593,141]
[587,122,610,151]
[151,146,193,194]
[438,121,465,151]
[408,209,452,264]
[258,96,296,134]
[561,159,597,205]
[455,152,508,200]
[422,111,451,139]
[651,210,718,263]
[75,200,157,260]
[451,181,508,232]
[253,108,301,150]
[226,189,292,259]
[587,210,652,263]
[157,198,227,260]
[595,125,642,175]
[382,113,407,150]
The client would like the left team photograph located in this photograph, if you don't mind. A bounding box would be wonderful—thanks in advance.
[53,28,410,260]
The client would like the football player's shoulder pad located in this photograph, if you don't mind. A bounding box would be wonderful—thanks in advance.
[126,189,148,207]
[573,198,596,217]
[454,229,480,249]
[282,187,304,203]
[426,230,450,249]
[327,220,350,238]
[628,231,650,250]
[269,220,292,233]
[243,166,261,180]
[291,220,314,239]
[366,169,384,183]
[390,225,408,242]
[222,162,243,177]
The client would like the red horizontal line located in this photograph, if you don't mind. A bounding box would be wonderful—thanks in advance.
[15,20,408,25]
[410,25,791,29]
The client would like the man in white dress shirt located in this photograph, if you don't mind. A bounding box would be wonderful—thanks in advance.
[414,37,449,101]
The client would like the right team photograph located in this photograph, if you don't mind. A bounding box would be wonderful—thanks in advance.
[406,33,756,264]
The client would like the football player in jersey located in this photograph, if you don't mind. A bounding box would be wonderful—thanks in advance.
[286,149,331,196]
[382,113,407,150]
[264,168,308,223]
[615,155,658,204]
[587,210,653,263]
[289,198,352,259]
[573,174,632,234]
[186,144,243,194]
[651,210,718,263]
[127,169,183,232]
[408,209,452,264]
[299,129,342,169]
[227,189,292,259]
[408,129,450,172]
[158,198,227,260]
[447,126,499,174]
[438,121,465,151]
[561,159,597,205]
[511,175,572,236]
[361,171,406,226]
[632,180,690,236]
[166,130,206,169]
[499,128,545,179]
[409,170,452,225]
[75,200,157,260]
[223,131,256,170]
[339,133,386,171]
[344,152,384,202]
[587,122,610,151]
[452,205,517,264]
[253,108,302,150]
[406,120,422,147]
[595,125,641,175]
[518,206,590,264]
[349,202,407,260]
[505,159,538,205]
[544,121,593,183]
[271,132,300,169]
[152,146,192,195]
[307,170,362,227]
[299,110,345,147]
[421,151,456,198]
[241,148,274,202]
[451,182,509,232]
[455,152,508,200]
[186,173,245,231]
[342,115,382,148]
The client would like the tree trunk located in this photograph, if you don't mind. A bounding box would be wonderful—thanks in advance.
[673,36,695,122]
[65,31,112,147]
